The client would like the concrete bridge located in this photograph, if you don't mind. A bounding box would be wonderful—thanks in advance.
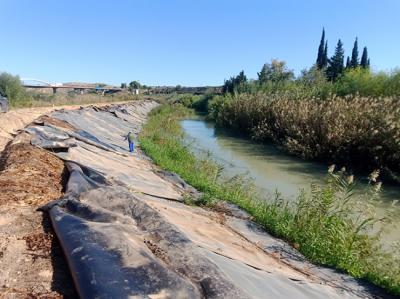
[21,78,122,94]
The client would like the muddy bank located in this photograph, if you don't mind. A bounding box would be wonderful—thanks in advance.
[0,100,395,298]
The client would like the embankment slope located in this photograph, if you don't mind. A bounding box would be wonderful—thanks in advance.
[0,100,394,298]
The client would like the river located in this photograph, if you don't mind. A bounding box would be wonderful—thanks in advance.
[181,117,400,250]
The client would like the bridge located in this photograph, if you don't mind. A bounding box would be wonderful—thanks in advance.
[21,78,122,94]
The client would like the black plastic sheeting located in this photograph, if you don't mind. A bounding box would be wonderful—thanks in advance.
[46,162,249,299]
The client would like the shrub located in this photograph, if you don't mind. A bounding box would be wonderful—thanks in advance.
[0,72,31,107]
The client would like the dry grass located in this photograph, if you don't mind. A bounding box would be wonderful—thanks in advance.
[10,91,139,109]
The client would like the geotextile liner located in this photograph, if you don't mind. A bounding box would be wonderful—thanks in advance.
[22,100,394,299]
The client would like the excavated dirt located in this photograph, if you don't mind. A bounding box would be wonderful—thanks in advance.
[0,143,66,205]
[0,142,76,298]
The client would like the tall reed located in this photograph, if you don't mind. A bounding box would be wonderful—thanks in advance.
[209,93,400,179]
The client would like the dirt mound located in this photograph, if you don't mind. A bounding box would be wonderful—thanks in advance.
[0,143,75,298]
[0,143,66,205]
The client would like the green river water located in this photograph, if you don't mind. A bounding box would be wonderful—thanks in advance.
[181,118,400,250]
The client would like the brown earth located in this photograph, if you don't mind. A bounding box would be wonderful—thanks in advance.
[0,142,76,298]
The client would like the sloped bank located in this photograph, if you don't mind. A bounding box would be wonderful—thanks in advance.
[7,100,396,298]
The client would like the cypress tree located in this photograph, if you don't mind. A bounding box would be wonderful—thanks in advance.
[350,37,359,68]
[327,39,345,81]
[316,28,326,69]
[322,41,328,68]
[360,47,369,68]
[346,56,350,68]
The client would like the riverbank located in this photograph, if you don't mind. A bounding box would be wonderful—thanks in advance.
[139,104,400,295]
[1,100,393,298]
[180,116,400,249]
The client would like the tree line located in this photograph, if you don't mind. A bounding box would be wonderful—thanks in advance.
[316,28,370,80]
[221,28,399,98]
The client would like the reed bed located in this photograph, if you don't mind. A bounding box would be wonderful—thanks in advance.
[209,94,400,179]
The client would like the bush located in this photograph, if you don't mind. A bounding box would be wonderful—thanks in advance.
[0,72,30,107]
[335,68,400,97]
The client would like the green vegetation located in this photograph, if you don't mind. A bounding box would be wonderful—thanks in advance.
[206,28,400,180]
[129,80,141,90]
[316,28,328,69]
[327,39,345,81]
[139,104,400,295]
[0,72,31,107]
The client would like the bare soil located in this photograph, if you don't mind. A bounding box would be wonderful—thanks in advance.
[0,143,76,298]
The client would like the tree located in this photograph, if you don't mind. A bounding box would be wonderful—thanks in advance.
[120,83,127,89]
[316,28,326,69]
[0,72,26,105]
[346,56,351,68]
[129,81,141,90]
[257,59,294,84]
[326,39,345,81]
[237,71,247,85]
[350,37,359,68]
[322,41,328,68]
[360,47,369,68]
[223,70,248,94]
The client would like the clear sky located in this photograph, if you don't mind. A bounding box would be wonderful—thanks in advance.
[0,0,399,86]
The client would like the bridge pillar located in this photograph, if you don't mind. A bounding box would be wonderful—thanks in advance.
[52,87,57,94]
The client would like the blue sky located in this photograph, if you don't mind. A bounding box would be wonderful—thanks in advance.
[0,0,399,86]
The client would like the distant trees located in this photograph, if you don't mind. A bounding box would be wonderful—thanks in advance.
[121,83,127,89]
[221,28,375,96]
[315,29,371,80]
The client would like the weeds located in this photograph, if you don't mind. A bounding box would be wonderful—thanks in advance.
[139,104,400,295]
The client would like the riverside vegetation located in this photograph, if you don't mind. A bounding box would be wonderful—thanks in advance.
[140,28,400,295]
[178,29,400,181]
[139,104,400,295]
